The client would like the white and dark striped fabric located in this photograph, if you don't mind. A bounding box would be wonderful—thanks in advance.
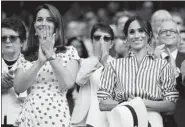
[97,51,179,103]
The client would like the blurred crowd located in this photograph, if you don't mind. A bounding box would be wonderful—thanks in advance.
[2,1,185,59]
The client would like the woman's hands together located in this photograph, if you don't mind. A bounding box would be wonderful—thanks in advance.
[38,26,56,65]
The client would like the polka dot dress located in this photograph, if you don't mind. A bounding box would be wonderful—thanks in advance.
[14,46,80,127]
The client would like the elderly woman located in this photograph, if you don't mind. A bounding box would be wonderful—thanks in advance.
[2,17,27,126]
[13,4,79,127]
[97,16,178,127]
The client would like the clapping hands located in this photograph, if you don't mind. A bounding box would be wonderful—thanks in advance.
[38,26,56,64]
[2,71,14,93]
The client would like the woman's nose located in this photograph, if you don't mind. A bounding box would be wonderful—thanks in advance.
[135,31,140,38]
[42,19,47,25]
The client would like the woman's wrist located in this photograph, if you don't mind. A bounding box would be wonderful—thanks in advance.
[36,59,45,68]
[47,52,57,61]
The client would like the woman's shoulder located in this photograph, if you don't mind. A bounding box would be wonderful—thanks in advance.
[57,46,76,54]
[56,46,80,60]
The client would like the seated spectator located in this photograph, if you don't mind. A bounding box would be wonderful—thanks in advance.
[71,23,115,127]
[174,29,185,127]
[98,16,178,127]
[155,20,185,127]
[66,36,89,115]
[1,17,27,126]
[151,10,172,48]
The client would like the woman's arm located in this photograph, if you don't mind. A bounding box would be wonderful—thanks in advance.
[76,56,101,86]
[99,98,119,111]
[143,99,175,112]
[14,60,44,93]
[49,59,79,90]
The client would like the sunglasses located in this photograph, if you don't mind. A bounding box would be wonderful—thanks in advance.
[2,35,20,43]
[93,35,112,42]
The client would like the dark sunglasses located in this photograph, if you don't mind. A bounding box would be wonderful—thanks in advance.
[93,35,112,42]
[2,35,20,43]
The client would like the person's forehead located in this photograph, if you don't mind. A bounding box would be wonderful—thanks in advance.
[160,21,177,30]
[36,8,52,18]
[2,28,18,35]
[128,20,142,30]
[94,29,111,36]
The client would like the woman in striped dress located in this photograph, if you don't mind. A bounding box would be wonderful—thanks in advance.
[97,16,178,127]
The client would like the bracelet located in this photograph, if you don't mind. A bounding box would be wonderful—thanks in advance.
[47,53,56,61]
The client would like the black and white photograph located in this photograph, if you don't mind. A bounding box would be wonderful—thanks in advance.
[1,1,185,127]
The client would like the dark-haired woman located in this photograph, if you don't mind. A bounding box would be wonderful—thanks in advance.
[13,4,79,127]
[98,16,178,127]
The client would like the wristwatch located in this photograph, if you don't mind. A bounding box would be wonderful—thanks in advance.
[48,53,57,61]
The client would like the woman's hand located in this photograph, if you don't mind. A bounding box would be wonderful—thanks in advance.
[40,26,56,60]
[100,40,110,65]
[2,72,14,93]
[38,44,47,65]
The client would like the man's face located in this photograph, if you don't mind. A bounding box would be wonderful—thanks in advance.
[2,28,22,60]
[178,32,185,53]
[157,21,180,47]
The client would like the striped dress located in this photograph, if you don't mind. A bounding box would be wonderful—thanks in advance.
[97,51,179,103]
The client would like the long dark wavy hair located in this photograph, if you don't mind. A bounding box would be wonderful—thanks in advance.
[23,4,66,61]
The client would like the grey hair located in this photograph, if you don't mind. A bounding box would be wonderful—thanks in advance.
[157,20,180,36]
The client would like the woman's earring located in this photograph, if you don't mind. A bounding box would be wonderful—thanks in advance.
[35,32,37,36]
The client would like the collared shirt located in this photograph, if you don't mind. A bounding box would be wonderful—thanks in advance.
[97,51,179,103]
[161,49,178,60]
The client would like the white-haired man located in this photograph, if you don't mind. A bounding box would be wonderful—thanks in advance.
[151,10,172,49]
[156,20,185,127]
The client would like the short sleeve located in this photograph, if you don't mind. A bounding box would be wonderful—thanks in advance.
[57,46,80,66]
[12,54,33,72]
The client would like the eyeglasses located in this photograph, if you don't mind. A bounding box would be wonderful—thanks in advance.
[2,35,20,43]
[93,35,112,42]
[158,30,178,36]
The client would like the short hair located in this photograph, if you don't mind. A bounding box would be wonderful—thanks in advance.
[24,4,66,61]
[66,37,88,58]
[90,23,114,41]
[2,16,27,43]
[157,20,180,35]
[123,16,153,43]
[151,10,172,23]
[151,10,172,35]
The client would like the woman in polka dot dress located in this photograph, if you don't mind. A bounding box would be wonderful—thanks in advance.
[13,4,80,127]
